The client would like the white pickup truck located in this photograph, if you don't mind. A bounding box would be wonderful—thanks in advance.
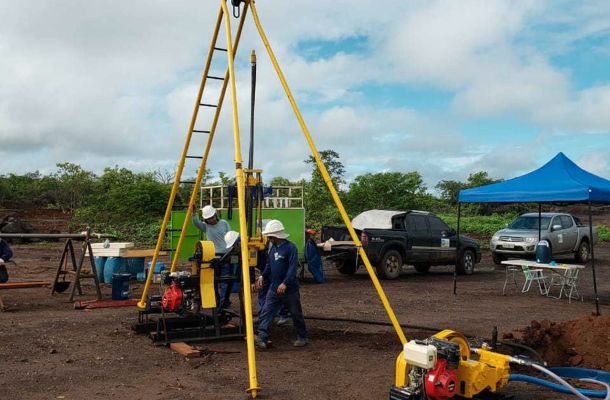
[490,212,597,264]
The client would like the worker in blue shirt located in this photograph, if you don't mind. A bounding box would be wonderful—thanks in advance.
[254,220,308,349]
[0,238,14,283]
[255,242,290,326]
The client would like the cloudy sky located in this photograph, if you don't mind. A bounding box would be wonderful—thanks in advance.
[1,0,609,189]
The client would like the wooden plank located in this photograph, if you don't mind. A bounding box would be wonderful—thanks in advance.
[318,240,355,251]
[90,242,134,249]
[170,342,200,358]
[86,248,166,257]
[86,248,122,257]
[0,281,51,290]
[120,249,167,258]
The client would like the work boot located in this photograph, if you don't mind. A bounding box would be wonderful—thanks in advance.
[254,335,267,349]
[275,316,290,326]
[293,337,309,347]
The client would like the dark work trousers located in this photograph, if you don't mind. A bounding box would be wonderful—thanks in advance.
[216,262,235,313]
[257,289,307,341]
[258,280,288,317]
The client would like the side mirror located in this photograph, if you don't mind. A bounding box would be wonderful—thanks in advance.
[552,224,562,232]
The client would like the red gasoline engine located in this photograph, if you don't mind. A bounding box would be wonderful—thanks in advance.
[389,338,462,400]
[160,272,201,314]
[161,282,183,312]
[424,359,458,400]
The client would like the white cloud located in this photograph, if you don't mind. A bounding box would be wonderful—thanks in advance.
[0,0,609,189]
[577,151,610,177]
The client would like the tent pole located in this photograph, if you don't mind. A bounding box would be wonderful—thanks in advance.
[588,198,600,316]
[454,202,461,295]
[538,203,542,242]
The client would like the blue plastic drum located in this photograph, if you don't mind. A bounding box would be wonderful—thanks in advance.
[94,256,107,284]
[104,257,128,284]
[127,257,145,278]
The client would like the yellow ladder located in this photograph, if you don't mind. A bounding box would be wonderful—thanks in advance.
[138,1,407,397]
[137,2,248,308]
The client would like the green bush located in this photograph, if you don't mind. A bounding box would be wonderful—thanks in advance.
[598,225,610,242]
[438,213,517,237]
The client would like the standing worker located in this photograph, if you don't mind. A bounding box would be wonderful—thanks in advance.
[191,204,232,311]
[254,240,290,326]
[254,220,308,349]
[0,238,13,283]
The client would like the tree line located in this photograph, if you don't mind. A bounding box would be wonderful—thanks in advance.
[0,152,522,242]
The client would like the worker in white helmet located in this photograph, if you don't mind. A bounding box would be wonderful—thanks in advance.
[254,219,308,349]
[191,204,230,254]
[191,204,232,310]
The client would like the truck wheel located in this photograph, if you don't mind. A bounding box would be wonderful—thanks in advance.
[457,249,475,275]
[491,252,505,265]
[414,265,431,274]
[336,259,357,275]
[574,240,590,263]
[377,250,402,280]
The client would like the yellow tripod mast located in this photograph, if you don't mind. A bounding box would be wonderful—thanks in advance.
[138,1,407,397]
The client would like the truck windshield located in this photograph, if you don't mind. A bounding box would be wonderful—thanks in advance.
[509,216,551,230]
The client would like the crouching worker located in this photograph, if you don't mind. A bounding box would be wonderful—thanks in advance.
[254,220,308,349]
[0,238,13,283]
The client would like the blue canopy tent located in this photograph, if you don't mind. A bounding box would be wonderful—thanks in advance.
[456,152,610,314]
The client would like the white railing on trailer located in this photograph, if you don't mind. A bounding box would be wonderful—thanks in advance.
[200,185,304,210]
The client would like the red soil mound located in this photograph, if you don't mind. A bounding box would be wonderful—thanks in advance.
[505,315,610,370]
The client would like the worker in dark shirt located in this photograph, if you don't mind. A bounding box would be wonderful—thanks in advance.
[254,220,308,349]
[0,238,14,283]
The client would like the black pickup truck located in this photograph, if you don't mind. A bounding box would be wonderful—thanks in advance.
[319,210,481,279]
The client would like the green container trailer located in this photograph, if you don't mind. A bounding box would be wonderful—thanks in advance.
[168,185,305,262]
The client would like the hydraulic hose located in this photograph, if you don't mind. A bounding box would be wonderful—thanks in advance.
[581,379,610,400]
[510,374,607,398]
[529,362,591,400]
[303,315,448,334]
[510,357,591,400]
[304,315,544,361]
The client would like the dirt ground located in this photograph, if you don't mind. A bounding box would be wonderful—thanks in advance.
[1,242,609,400]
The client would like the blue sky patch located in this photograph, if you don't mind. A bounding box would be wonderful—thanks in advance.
[296,35,369,61]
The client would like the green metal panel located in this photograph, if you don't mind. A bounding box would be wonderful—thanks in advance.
[217,208,306,260]
[169,211,202,261]
[170,208,306,261]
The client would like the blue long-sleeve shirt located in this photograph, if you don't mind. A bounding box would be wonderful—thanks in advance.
[0,239,12,262]
[262,240,299,293]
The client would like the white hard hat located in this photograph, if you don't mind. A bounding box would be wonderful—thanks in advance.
[262,219,289,239]
[201,205,217,220]
[224,231,240,249]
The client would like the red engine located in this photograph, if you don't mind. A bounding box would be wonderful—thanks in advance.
[424,359,458,400]
[161,282,183,312]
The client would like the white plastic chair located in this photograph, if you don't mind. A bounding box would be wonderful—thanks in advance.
[548,268,582,303]
[521,266,548,295]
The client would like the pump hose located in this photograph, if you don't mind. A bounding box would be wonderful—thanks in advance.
[510,374,608,398]
[531,363,596,399]
[303,315,446,334]
[302,315,544,361]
